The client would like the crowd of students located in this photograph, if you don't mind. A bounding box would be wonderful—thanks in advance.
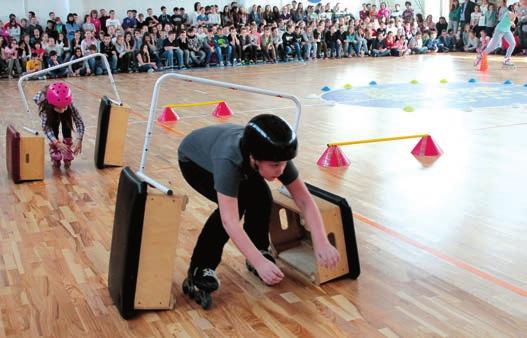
[1,1,526,79]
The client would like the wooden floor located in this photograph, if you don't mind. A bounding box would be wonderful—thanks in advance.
[1,54,527,337]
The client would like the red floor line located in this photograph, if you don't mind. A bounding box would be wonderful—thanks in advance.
[63,79,527,297]
[354,212,527,297]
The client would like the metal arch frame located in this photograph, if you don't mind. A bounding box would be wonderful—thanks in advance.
[17,53,123,134]
[136,73,302,195]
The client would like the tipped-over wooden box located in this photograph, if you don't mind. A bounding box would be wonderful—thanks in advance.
[94,96,130,169]
[6,125,44,183]
[108,167,188,319]
[269,184,360,284]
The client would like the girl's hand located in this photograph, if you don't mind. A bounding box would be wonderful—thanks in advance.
[72,139,82,155]
[56,142,72,156]
[254,257,284,285]
[313,240,340,269]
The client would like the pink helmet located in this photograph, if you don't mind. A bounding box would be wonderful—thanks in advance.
[46,82,72,109]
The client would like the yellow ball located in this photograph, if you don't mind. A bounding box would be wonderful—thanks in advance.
[403,105,415,112]
[440,79,448,84]
[343,83,352,89]
[410,80,418,85]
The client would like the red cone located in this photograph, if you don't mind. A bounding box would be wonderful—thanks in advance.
[212,101,233,118]
[157,107,180,123]
[317,146,351,168]
[479,54,488,72]
[411,136,443,157]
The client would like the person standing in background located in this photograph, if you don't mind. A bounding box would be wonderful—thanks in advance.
[460,0,476,31]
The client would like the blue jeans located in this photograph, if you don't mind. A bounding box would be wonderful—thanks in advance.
[358,38,368,54]
[107,55,118,72]
[347,41,362,55]
[49,67,69,77]
[304,42,317,59]
[372,49,391,57]
[327,41,341,57]
[86,58,104,75]
[177,49,190,66]
[162,49,183,68]
[202,44,212,65]
[212,46,223,64]
[190,50,206,65]
[285,43,302,60]
[87,57,96,71]
[220,45,232,63]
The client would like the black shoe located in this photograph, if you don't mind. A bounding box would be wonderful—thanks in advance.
[182,266,219,309]
[188,266,220,292]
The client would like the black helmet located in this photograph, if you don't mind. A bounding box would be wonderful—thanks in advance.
[241,114,297,161]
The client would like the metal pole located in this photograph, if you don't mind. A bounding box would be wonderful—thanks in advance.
[135,172,173,195]
[17,53,123,123]
[137,73,302,195]
[328,134,429,147]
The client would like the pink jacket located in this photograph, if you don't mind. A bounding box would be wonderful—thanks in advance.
[377,8,391,19]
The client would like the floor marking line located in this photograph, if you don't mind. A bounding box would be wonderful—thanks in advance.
[354,212,527,297]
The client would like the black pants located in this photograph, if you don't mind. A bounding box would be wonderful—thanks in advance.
[179,160,272,270]
[52,114,72,140]
[231,44,242,60]
[118,52,132,72]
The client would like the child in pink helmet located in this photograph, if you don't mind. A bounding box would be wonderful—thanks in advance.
[33,82,85,168]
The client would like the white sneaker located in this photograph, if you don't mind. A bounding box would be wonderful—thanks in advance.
[503,58,514,66]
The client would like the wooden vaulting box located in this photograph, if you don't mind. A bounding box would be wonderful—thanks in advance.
[108,167,188,319]
[269,184,360,284]
[94,96,130,169]
[5,125,44,183]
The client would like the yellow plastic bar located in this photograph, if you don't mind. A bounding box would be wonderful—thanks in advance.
[328,134,428,147]
[164,100,224,108]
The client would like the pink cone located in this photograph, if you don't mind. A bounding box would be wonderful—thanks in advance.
[317,146,351,168]
[157,107,180,123]
[212,101,233,118]
[411,136,443,157]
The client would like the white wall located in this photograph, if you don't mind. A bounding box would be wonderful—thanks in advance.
[30,0,70,21]
[1,0,25,23]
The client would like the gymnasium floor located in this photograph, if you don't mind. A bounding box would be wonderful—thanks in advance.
[1,54,526,337]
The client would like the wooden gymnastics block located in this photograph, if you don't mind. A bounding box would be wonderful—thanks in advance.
[94,96,130,168]
[6,125,44,183]
[104,103,130,166]
[19,134,45,181]
[109,169,188,319]
[134,188,188,310]
[270,184,360,285]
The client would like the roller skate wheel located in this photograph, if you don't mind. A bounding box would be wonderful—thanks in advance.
[182,278,191,295]
[198,290,212,309]
[64,161,71,169]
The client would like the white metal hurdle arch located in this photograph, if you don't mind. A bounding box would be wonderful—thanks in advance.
[17,53,123,134]
[137,73,302,195]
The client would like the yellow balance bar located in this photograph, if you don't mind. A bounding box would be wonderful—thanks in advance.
[328,134,428,147]
[165,100,224,108]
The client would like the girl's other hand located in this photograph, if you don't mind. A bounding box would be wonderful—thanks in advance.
[72,139,82,155]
